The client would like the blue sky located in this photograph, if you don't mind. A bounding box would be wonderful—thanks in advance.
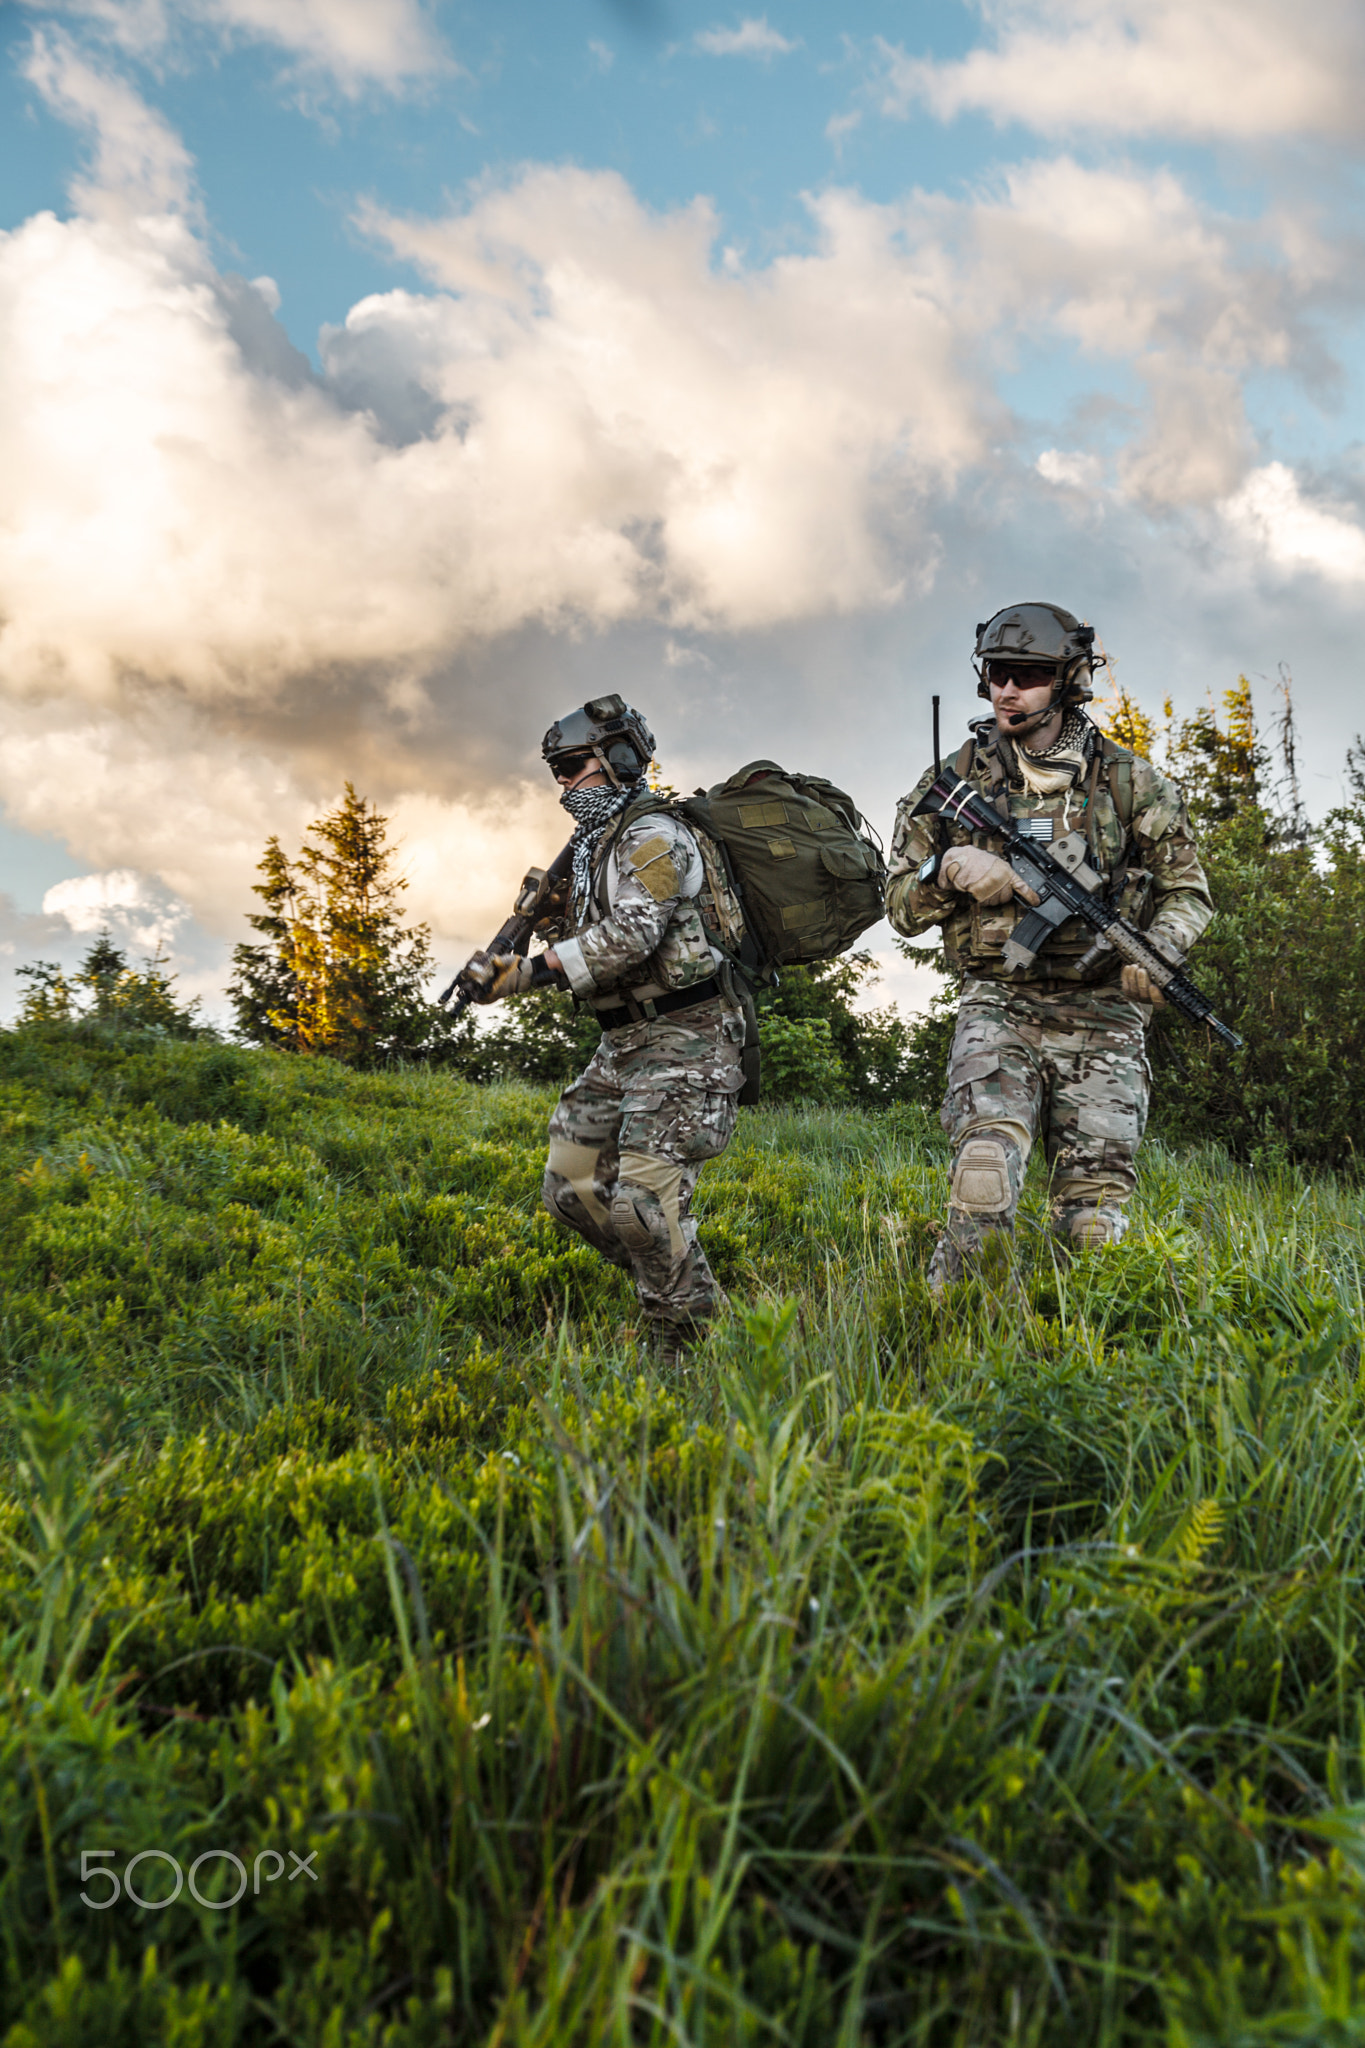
[1,0,1364,1015]
[0,3,1008,375]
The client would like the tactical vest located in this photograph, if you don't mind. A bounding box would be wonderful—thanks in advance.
[938,723,1154,981]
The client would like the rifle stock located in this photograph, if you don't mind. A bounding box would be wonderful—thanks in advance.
[913,772,1243,1051]
[438,837,577,1018]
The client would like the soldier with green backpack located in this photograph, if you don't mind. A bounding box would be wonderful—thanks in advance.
[886,603,1215,1294]
[451,694,885,1360]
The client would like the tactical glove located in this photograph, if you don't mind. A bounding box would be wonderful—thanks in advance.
[939,847,1040,907]
[1120,964,1167,1006]
[463,949,568,1003]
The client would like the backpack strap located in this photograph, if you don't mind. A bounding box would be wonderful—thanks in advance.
[591,793,655,915]
[1101,735,1135,829]
[1081,740,1105,864]
[974,721,1012,798]
[1093,733,1137,900]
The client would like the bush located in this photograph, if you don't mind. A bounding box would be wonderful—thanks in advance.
[756,1012,844,1102]
[1148,797,1365,1169]
[756,951,930,1106]
[16,932,204,1041]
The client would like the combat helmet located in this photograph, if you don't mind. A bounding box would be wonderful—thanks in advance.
[973,603,1097,705]
[541,693,655,790]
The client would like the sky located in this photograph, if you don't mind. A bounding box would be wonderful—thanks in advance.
[1,0,1364,1022]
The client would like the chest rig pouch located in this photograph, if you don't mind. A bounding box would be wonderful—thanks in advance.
[949,726,1151,975]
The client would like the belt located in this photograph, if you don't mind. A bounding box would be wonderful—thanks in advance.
[592,974,723,1031]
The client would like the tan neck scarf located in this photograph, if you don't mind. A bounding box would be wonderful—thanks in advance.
[1015,710,1092,798]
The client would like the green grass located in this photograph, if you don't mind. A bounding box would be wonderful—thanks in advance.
[2,1026,1365,2045]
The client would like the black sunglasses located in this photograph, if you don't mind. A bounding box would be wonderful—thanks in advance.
[985,662,1060,689]
[551,752,596,781]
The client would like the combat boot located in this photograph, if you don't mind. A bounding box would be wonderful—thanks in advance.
[644,1317,703,1373]
[926,1233,965,1300]
[1054,1204,1130,1253]
[927,1221,1022,1304]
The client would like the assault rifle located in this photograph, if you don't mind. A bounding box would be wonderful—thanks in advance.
[912,771,1243,1051]
[437,838,576,1019]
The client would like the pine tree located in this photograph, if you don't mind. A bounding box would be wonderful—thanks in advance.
[78,931,135,1023]
[1096,683,1157,760]
[228,786,439,1065]
[1091,638,1158,760]
[1167,678,1269,827]
[16,930,199,1035]
[226,838,301,1050]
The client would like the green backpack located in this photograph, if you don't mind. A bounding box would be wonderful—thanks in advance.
[675,760,887,982]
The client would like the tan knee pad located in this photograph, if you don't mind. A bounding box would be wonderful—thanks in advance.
[1067,1210,1128,1249]
[950,1135,1012,1216]
[545,1137,610,1230]
[616,1151,687,1259]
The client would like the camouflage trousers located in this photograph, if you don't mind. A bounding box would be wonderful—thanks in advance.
[543,997,745,1331]
[931,977,1151,1285]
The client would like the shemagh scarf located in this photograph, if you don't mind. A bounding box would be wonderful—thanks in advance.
[560,778,645,921]
[1014,709,1093,799]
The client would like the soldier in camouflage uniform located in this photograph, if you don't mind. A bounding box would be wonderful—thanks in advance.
[885,604,1213,1292]
[462,694,745,1356]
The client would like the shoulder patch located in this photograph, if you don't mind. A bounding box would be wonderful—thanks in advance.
[628,833,682,902]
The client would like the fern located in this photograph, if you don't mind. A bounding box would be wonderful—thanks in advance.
[1174,1496,1226,1569]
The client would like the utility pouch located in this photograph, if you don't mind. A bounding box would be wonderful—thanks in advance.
[739,1039,762,1109]
[737,983,762,1107]
[718,957,762,1106]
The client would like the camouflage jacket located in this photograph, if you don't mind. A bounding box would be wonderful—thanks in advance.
[551,809,722,1004]
[885,718,1213,984]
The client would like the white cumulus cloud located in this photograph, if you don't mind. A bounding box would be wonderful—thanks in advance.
[0,110,996,740]
[1037,449,1102,489]
[25,28,196,219]
[877,0,1365,143]
[44,868,190,953]
[22,0,452,92]
[199,0,451,91]
[1221,464,1365,584]
[907,155,1346,507]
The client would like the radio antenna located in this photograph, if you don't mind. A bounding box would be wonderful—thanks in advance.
[932,695,941,777]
